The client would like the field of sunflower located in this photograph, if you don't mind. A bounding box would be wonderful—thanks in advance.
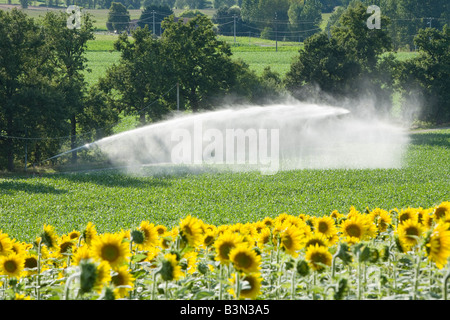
[1,201,450,300]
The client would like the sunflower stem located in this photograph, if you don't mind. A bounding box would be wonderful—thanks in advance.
[64,272,80,300]
[37,241,42,301]
[219,264,223,300]
[413,248,423,300]
[129,240,133,270]
[235,272,241,300]
[357,252,362,300]
[151,271,157,300]
[444,267,450,300]
[290,269,296,300]
[165,280,169,300]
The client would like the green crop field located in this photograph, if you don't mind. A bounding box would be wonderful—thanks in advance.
[1,129,449,243]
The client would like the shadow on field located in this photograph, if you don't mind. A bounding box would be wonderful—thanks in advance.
[0,180,68,195]
[409,132,450,148]
[45,171,172,188]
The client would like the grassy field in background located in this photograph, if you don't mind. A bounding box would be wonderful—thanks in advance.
[1,129,449,243]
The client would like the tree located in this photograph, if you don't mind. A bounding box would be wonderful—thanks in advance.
[161,15,239,112]
[332,2,392,73]
[100,26,175,125]
[106,2,130,33]
[288,0,323,42]
[138,4,174,36]
[213,0,235,9]
[285,1,395,108]
[42,11,95,164]
[285,32,360,100]
[398,26,450,122]
[0,9,66,170]
[212,5,253,36]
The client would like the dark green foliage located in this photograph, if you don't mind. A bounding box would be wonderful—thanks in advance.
[212,5,254,36]
[106,2,130,33]
[285,2,394,109]
[397,26,450,123]
[138,4,174,35]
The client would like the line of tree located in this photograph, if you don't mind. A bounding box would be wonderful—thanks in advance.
[0,9,117,171]
[1,1,449,172]
[0,9,279,171]
[285,1,450,122]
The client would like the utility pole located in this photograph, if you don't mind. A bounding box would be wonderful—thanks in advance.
[24,129,27,172]
[177,82,180,112]
[152,10,156,35]
[427,17,433,28]
[233,15,237,43]
[275,12,278,52]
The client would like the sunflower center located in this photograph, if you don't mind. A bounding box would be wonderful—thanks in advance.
[112,273,124,286]
[435,208,446,219]
[405,227,419,237]
[234,252,252,268]
[282,235,293,250]
[346,224,362,238]
[101,244,120,262]
[318,221,329,233]
[25,257,37,269]
[311,252,327,265]
[219,242,233,260]
[4,260,17,273]
[60,242,74,254]
[204,235,214,246]
[183,225,193,236]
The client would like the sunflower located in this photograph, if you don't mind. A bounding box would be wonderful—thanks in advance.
[160,229,177,250]
[111,265,134,298]
[303,233,330,250]
[256,227,272,250]
[433,201,450,220]
[0,253,25,278]
[396,219,426,251]
[261,217,275,229]
[183,251,198,275]
[252,221,267,234]
[339,214,366,242]
[214,231,244,264]
[369,208,392,233]
[159,253,183,281]
[229,272,262,299]
[94,261,112,293]
[82,222,98,246]
[202,229,217,248]
[313,216,337,238]
[425,222,450,269]
[91,233,130,268]
[278,224,304,257]
[41,224,58,250]
[179,215,203,248]
[72,245,92,266]
[23,253,39,276]
[13,293,32,300]
[274,213,292,226]
[68,230,81,241]
[305,243,332,272]
[56,235,76,258]
[155,225,167,236]
[229,244,261,274]
[330,210,344,220]
[398,208,419,224]
[138,221,159,249]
